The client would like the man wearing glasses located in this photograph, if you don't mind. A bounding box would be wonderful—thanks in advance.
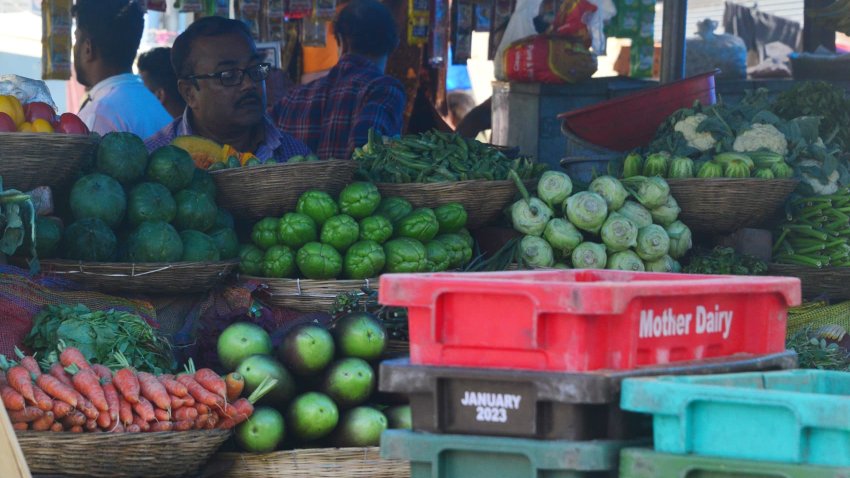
[144,17,310,162]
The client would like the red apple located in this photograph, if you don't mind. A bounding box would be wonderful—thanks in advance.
[24,101,57,124]
[0,112,15,132]
[54,113,88,135]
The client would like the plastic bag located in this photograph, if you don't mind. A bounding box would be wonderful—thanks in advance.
[494,0,545,80]
[548,0,615,53]
[0,75,58,112]
[685,18,747,79]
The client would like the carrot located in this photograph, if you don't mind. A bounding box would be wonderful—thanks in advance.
[14,348,41,376]
[170,395,187,409]
[174,419,194,431]
[62,410,86,427]
[194,414,210,429]
[219,376,278,428]
[9,407,44,423]
[96,406,112,429]
[67,365,109,413]
[149,421,173,432]
[111,423,125,433]
[225,372,244,402]
[1,384,25,411]
[85,418,97,431]
[31,384,54,411]
[59,343,91,371]
[133,396,156,422]
[49,362,74,387]
[91,364,112,380]
[182,395,195,407]
[12,422,28,431]
[173,407,198,421]
[194,368,226,400]
[154,408,170,422]
[52,400,73,419]
[6,366,35,404]
[119,396,134,426]
[31,411,54,431]
[102,382,120,426]
[205,413,219,429]
[178,374,223,408]
[50,422,63,432]
[78,398,100,421]
[69,425,83,433]
[37,373,78,408]
[126,423,141,433]
[159,375,188,398]
[138,372,171,411]
[133,416,150,432]
[113,368,140,404]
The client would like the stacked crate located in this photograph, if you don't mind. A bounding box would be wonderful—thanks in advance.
[377,269,802,478]
[619,369,850,477]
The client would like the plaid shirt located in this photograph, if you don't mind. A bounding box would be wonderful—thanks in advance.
[144,108,311,162]
[273,54,405,160]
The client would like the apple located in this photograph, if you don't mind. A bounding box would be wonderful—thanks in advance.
[24,101,56,124]
[54,113,89,135]
[0,113,15,132]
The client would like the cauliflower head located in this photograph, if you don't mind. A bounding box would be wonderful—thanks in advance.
[799,159,840,195]
[673,113,717,152]
[732,123,788,156]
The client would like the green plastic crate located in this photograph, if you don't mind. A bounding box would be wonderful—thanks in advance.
[619,448,850,478]
[381,429,646,478]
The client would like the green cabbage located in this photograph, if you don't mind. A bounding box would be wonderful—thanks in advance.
[636,224,670,261]
[520,235,555,268]
[607,250,646,271]
[565,191,608,234]
[571,242,607,269]
[510,197,552,236]
[543,218,584,257]
[666,220,693,259]
[669,156,694,178]
[645,255,681,272]
[537,171,573,209]
[600,213,638,252]
[650,195,680,227]
[622,176,670,209]
[588,176,628,211]
[618,201,653,229]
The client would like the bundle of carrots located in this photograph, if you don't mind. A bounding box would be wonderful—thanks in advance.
[0,346,277,433]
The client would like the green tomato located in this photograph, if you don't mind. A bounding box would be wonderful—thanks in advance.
[296,190,339,226]
[239,244,265,276]
[261,245,296,278]
[320,214,360,253]
[296,242,343,279]
[374,197,413,224]
[383,238,429,273]
[251,217,280,250]
[435,234,467,269]
[395,208,439,243]
[277,212,318,249]
[343,240,387,279]
[434,203,468,234]
[359,215,393,244]
[338,182,381,219]
[426,240,451,272]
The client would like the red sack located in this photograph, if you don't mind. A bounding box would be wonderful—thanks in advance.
[548,0,597,47]
[502,35,597,84]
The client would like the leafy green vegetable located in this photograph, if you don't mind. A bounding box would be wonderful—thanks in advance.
[772,81,850,150]
[683,246,768,275]
[24,304,175,373]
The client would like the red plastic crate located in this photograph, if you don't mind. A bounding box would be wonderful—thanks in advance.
[558,70,717,152]
[379,270,800,372]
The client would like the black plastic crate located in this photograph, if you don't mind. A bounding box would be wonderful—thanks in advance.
[379,351,797,440]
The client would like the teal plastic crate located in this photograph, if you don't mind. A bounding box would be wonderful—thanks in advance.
[620,369,850,467]
[619,448,850,478]
[381,430,646,478]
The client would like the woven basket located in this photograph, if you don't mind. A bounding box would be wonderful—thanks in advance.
[17,430,231,478]
[375,179,526,230]
[768,263,850,300]
[39,259,239,294]
[667,178,798,234]
[210,160,358,221]
[207,447,409,478]
[0,132,97,191]
[244,275,377,313]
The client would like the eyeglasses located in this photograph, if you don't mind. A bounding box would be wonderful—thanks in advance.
[184,63,271,87]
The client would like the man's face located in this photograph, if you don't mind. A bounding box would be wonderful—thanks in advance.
[73,28,91,87]
[181,32,267,132]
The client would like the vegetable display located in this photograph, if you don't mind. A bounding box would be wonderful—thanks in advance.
[240,183,474,279]
[772,189,850,268]
[507,172,691,271]
[353,129,545,183]
[682,247,768,275]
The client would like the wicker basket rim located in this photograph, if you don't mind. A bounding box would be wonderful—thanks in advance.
[16,429,231,439]
[209,158,356,176]
[41,259,239,278]
[0,132,98,141]
[667,178,800,185]
[375,178,525,187]
[243,275,378,298]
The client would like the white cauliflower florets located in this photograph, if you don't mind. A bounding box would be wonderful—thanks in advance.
[799,159,840,195]
[732,123,788,156]
[673,113,717,152]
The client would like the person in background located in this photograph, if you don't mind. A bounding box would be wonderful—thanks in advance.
[73,0,171,137]
[145,16,310,162]
[300,21,341,84]
[273,0,405,160]
[137,47,186,118]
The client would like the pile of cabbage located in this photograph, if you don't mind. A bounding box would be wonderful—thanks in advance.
[510,172,692,272]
